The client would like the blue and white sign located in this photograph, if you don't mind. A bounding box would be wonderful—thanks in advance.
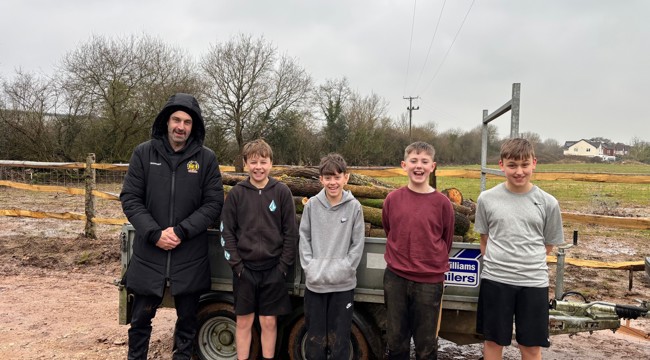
[445,248,481,287]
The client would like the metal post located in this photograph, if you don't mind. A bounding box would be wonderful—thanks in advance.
[510,83,521,138]
[84,153,96,239]
[481,109,488,192]
[555,247,566,300]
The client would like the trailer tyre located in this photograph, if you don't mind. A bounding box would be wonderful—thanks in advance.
[195,302,260,360]
[287,316,370,360]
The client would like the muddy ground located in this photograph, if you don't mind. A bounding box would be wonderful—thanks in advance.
[0,186,649,359]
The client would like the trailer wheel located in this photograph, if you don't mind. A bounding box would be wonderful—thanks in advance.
[287,316,370,360]
[195,302,260,360]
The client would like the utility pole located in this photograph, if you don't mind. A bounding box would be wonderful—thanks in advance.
[403,96,419,141]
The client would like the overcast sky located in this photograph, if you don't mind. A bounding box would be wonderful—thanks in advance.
[1,0,648,144]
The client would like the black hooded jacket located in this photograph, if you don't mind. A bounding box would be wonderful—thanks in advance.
[120,93,224,297]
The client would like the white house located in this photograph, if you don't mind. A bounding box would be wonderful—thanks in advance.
[562,139,613,158]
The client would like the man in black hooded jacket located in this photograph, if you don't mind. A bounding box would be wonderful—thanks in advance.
[120,93,224,359]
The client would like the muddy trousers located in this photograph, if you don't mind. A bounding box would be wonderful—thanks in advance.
[303,288,355,360]
[127,292,201,360]
[384,268,444,360]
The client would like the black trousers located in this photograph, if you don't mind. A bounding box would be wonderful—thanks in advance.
[384,268,444,360]
[127,291,201,360]
[304,288,355,360]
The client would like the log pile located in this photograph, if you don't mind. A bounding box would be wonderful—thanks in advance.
[222,167,477,240]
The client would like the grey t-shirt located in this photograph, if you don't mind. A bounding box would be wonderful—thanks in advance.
[474,183,564,287]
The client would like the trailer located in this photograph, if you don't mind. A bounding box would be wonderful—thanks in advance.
[117,224,647,360]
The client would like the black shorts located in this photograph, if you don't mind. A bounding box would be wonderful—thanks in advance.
[476,278,550,347]
[233,266,292,316]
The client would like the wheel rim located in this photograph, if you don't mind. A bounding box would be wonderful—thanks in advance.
[299,331,354,360]
[197,314,237,360]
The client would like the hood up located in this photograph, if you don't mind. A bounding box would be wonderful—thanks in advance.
[151,93,206,145]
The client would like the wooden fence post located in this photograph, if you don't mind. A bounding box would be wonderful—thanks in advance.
[84,153,96,239]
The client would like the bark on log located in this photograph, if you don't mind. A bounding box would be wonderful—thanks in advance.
[270,167,396,188]
[346,184,392,199]
[367,227,387,238]
[357,198,385,209]
[454,213,471,237]
[452,202,474,216]
[361,205,383,227]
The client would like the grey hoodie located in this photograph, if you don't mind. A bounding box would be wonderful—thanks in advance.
[299,188,365,293]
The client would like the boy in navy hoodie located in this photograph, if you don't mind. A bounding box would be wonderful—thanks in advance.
[299,153,365,360]
[221,139,298,360]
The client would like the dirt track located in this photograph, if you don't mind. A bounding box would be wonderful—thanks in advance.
[0,187,649,359]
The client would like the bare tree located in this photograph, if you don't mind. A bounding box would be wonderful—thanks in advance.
[0,70,59,160]
[200,34,312,171]
[60,34,201,162]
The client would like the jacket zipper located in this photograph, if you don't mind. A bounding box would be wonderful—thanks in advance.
[166,170,176,286]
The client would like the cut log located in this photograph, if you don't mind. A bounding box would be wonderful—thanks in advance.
[442,188,463,205]
[270,167,320,180]
[361,205,383,227]
[270,166,396,188]
[346,184,392,199]
[452,202,474,216]
[367,227,387,238]
[357,198,385,209]
[454,213,471,237]
[348,173,396,188]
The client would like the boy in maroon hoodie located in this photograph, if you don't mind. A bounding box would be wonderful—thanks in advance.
[382,141,455,359]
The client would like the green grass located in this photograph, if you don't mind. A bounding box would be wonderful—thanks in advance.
[381,163,650,212]
[460,163,650,174]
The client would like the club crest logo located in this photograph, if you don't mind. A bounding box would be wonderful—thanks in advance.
[187,160,199,174]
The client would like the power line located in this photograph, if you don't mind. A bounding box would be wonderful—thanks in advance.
[411,0,447,94]
[402,0,418,96]
[418,0,476,95]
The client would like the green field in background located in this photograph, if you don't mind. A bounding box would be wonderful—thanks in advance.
[461,163,650,174]
[380,163,650,212]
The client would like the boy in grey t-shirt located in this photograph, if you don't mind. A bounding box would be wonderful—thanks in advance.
[474,138,564,360]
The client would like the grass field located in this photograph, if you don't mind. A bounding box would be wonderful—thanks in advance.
[381,163,650,214]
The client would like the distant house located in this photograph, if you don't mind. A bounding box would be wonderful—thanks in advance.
[612,142,631,156]
[562,139,626,160]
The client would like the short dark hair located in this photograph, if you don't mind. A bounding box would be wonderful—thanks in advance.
[500,138,535,161]
[319,153,347,176]
[242,139,273,162]
[404,141,435,160]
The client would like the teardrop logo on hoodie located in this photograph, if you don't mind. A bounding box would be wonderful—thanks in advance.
[269,200,277,212]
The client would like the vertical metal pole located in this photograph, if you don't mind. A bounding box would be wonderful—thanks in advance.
[84,153,96,239]
[510,83,521,138]
[555,247,566,301]
[480,109,488,192]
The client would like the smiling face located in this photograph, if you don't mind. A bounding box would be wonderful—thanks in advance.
[167,110,193,151]
[402,150,436,192]
[499,155,537,193]
[320,171,349,205]
[245,154,272,188]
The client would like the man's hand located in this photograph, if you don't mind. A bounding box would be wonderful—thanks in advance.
[156,227,181,250]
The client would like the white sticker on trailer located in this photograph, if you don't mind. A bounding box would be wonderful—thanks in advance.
[366,252,387,270]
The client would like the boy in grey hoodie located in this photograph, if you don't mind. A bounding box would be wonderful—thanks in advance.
[298,153,365,360]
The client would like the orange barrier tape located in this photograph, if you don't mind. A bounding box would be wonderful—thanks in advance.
[0,180,119,200]
[0,209,125,225]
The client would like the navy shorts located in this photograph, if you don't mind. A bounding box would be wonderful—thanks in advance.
[476,278,550,347]
[233,266,292,316]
